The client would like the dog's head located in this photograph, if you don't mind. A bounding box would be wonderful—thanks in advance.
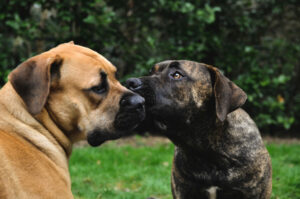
[126,60,246,142]
[8,42,145,146]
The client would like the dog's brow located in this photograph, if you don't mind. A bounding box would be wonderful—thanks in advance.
[168,62,181,69]
[100,71,107,79]
[150,65,160,74]
[100,71,108,83]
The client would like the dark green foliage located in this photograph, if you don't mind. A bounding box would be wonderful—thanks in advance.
[0,0,299,132]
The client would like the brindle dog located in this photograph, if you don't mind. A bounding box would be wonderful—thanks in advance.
[126,60,272,199]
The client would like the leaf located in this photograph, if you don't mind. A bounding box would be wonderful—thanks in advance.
[83,15,97,25]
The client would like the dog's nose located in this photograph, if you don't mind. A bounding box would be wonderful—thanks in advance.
[126,78,142,91]
[120,94,145,109]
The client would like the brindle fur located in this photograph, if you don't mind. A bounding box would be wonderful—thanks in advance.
[127,60,272,199]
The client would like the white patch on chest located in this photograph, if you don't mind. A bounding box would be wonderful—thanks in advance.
[206,186,219,199]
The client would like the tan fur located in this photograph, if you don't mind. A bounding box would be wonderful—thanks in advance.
[0,43,129,198]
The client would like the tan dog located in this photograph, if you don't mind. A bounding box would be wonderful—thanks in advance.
[0,42,145,198]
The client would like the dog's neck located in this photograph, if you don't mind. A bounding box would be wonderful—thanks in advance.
[172,118,243,172]
[0,83,72,171]
[35,109,73,157]
[167,116,241,172]
[166,112,220,151]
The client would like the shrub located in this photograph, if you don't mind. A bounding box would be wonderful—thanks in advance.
[0,0,299,133]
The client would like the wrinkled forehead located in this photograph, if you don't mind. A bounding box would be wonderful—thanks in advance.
[42,43,121,90]
[151,60,173,73]
[152,60,211,79]
[51,43,117,76]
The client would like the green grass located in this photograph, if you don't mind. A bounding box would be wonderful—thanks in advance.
[268,144,300,199]
[70,142,300,199]
[70,142,174,199]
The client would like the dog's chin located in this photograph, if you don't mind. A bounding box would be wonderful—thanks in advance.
[114,109,146,132]
[146,107,168,132]
[131,110,168,135]
[87,122,142,147]
[87,109,146,146]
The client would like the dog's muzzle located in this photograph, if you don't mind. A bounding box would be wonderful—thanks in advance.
[126,78,143,92]
[114,93,145,130]
[126,77,156,107]
[87,93,145,146]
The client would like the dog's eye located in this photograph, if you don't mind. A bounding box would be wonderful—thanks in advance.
[91,85,106,94]
[171,71,184,80]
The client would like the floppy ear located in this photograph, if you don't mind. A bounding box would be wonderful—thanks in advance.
[206,65,247,122]
[8,54,63,115]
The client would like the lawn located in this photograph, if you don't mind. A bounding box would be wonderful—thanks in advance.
[70,138,300,199]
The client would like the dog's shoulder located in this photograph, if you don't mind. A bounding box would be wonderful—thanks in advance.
[224,108,266,155]
[226,108,260,136]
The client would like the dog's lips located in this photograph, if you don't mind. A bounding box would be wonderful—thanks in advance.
[87,120,142,147]
[154,120,167,130]
[114,106,146,131]
[87,130,122,147]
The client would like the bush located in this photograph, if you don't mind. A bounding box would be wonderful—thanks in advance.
[0,0,299,133]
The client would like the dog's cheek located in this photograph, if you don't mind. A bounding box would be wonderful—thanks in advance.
[93,108,116,130]
[191,84,206,108]
[47,94,81,132]
[172,85,190,107]
[77,116,91,137]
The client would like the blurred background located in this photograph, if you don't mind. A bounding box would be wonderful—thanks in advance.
[0,0,299,135]
[1,1,300,198]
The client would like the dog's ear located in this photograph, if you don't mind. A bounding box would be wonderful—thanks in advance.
[9,53,63,115]
[206,65,247,122]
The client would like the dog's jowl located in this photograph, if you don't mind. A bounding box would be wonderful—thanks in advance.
[127,60,272,199]
[0,42,145,198]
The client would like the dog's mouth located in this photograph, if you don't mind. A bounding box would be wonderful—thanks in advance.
[154,120,167,131]
[125,80,162,133]
[114,105,146,130]
[87,106,145,147]
[131,104,169,134]
[87,130,122,146]
[87,123,140,147]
